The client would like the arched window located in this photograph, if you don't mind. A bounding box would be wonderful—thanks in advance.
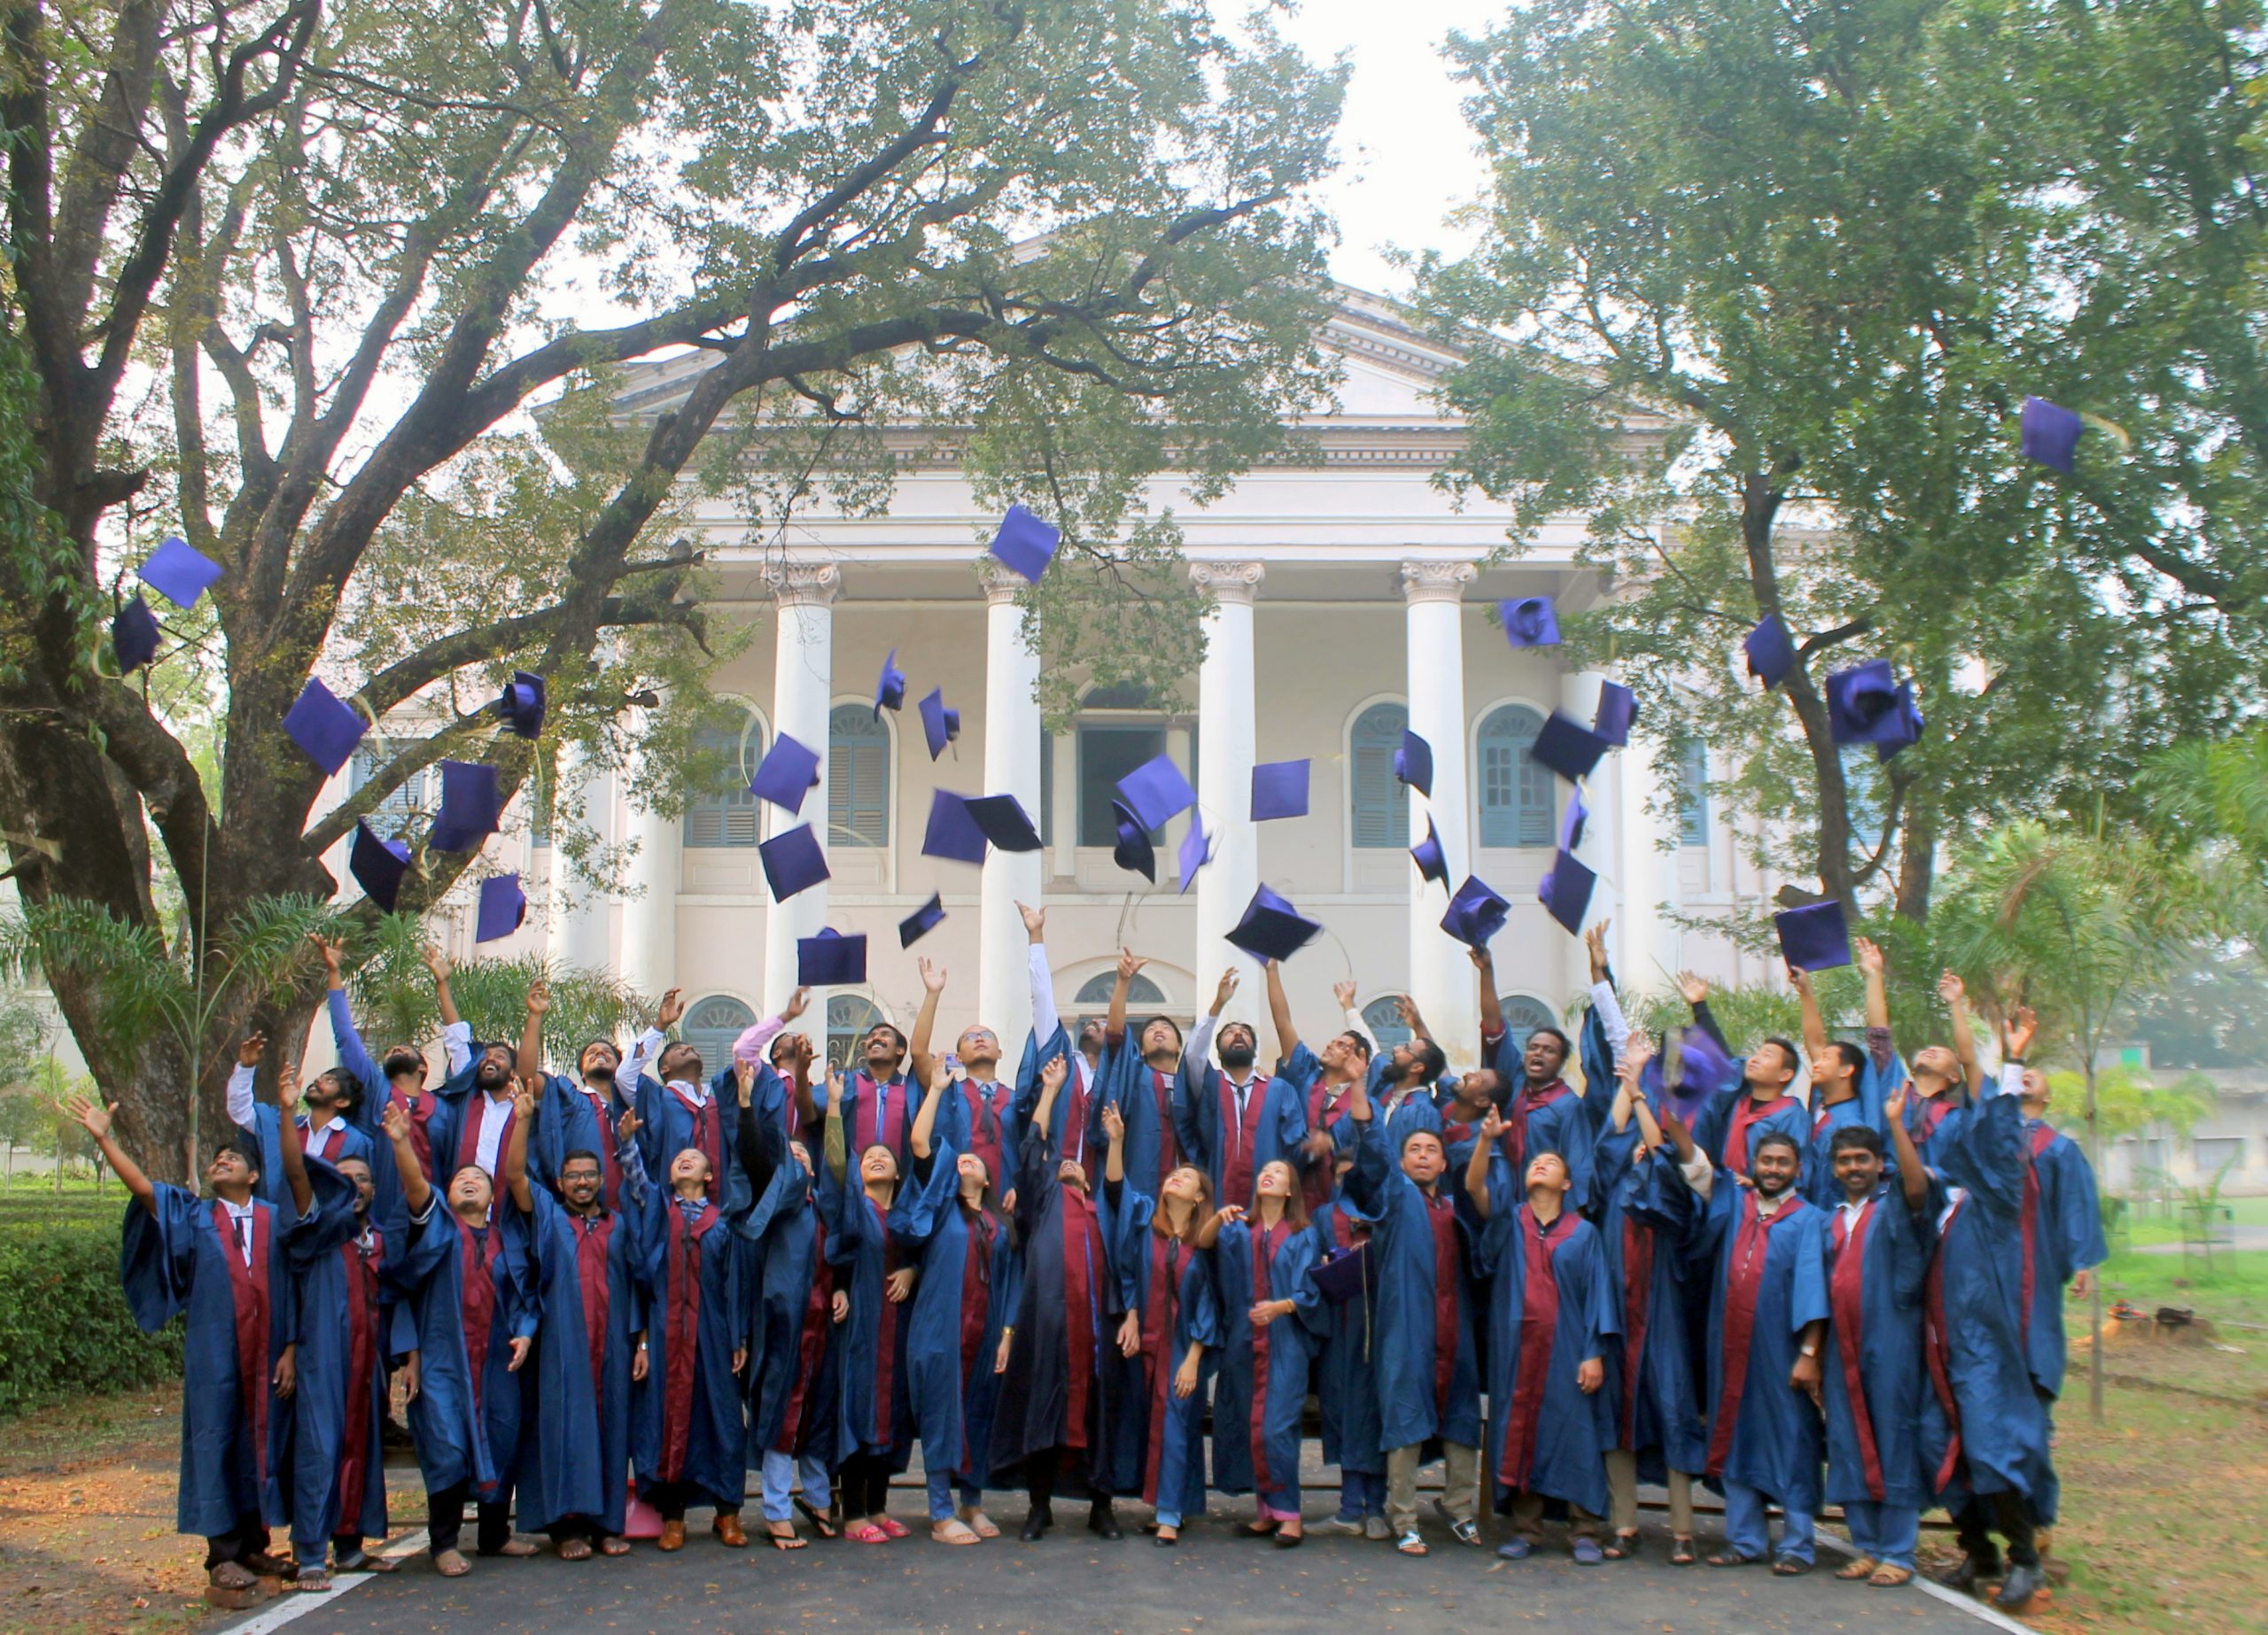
[827,704,890,848]
[1476,704,1553,848]
[1363,995,1413,1051]
[680,995,756,1077]
[1349,701,1409,849]
[1076,682,1186,848]
[1676,738,1710,848]
[826,994,885,1077]
[683,709,763,848]
[1073,970,1165,1008]
[1498,994,1559,1056]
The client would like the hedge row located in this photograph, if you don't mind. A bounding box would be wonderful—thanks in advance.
[0,1201,182,1420]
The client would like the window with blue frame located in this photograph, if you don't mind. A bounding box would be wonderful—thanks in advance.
[827,704,890,848]
[1349,701,1409,848]
[1476,705,1553,848]
[682,711,763,848]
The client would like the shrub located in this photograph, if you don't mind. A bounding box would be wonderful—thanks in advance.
[0,1199,182,1420]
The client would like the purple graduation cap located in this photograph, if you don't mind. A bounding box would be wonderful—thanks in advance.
[1440,875,1511,949]
[1111,800,1156,882]
[2020,396,2083,472]
[1558,789,1588,854]
[1500,595,1561,648]
[1530,710,1609,783]
[758,822,830,901]
[1311,1243,1371,1305]
[1775,899,1852,972]
[1411,816,1449,886]
[750,732,822,815]
[283,677,366,776]
[1177,808,1211,895]
[899,893,946,949]
[988,504,1060,585]
[1745,614,1798,688]
[1250,759,1309,822]
[139,535,222,609]
[495,671,546,740]
[1825,660,1900,747]
[1537,848,1596,934]
[797,927,867,986]
[1394,729,1433,797]
[921,789,990,865]
[428,760,501,851]
[1872,682,1923,762]
[1593,681,1637,748]
[1225,884,1323,964]
[474,873,526,942]
[962,794,1043,853]
[349,822,412,913]
[874,649,907,717]
[113,596,160,672]
[917,688,960,761]
[1116,754,1196,832]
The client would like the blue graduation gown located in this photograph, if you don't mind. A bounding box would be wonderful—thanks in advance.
[2021,1120,2105,1401]
[514,1177,642,1535]
[734,1104,842,1469]
[1102,1182,1218,1513]
[393,1198,534,1501]
[1820,1183,1934,1511]
[1800,1094,1886,1209]
[121,1185,303,1538]
[275,1164,386,1554]
[1174,1055,1306,1215]
[953,1197,1020,1493]
[1013,1026,1106,1173]
[1208,1215,1323,1507]
[1466,1162,1617,1517]
[938,1074,1022,1198]
[1487,1032,1595,1207]
[1692,1089,1813,1181]
[627,1171,747,1507]
[1278,1042,1366,1213]
[827,1065,925,1173]
[1340,1118,1482,1452]
[1594,1138,1709,1482]
[1309,1197,1384,1479]
[534,1073,629,1212]
[887,1142,989,1492]
[1098,1036,1186,1201]
[631,1073,743,1213]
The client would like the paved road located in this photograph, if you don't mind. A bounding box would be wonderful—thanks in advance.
[226,1505,2000,1635]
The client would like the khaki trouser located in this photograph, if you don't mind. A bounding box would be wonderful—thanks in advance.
[1509,1488,1601,1540]
[1605,1448,1696,1537]
[1385,1442,1477,1537]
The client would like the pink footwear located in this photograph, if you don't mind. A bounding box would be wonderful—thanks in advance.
[845,1522,889,1545]
[876,1515,910,1538]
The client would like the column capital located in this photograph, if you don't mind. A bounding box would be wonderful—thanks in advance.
[1398,561,1478,606]
[1189,559,1265,605]
[978,561,1028,608]
[761,562,844,608]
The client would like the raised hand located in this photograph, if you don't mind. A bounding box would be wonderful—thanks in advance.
[309,935,345,978]
[525,979,550,1018]
[511,1080,538,1123]
[1018,900,1045,941]
[237,1030,267,1068]
[2004,1005,2039,1060]
[656,988,686,1030]
[1100,1102,1125,1145]
[1676,970,1708,1006]
[1039,1054,1068,1095]
[1583,919,1611,982]
[1333,979,1358,1011]
[735,1058,757,1108]
[781,987,811,1025]
[1621,1033,1656,1079]
[421,944,452,982]
[919,957,946,995]
[1479,1104,1506,1143]
[65,1096,113,1141]
[1213,967,1239,1010]
[381,1101,412,1146]
[617,1107,642,1145]
[1884,1080,1911,1127]
[1117,946,1147,981]
[1938,970,1967,1009]
[1854,936,1884,977]
[1786,962,1813,991]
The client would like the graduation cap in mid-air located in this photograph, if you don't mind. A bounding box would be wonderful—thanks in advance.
[874,649,907,717]
[139,535,222,609]
[758,822,829,901]
[474,873,526,942]
[349,822,412,913]
[428,760,501,851]
[1870,682,1923,761]
[1394,730,1433,797]
[283,677,367,776]
[1117,754,1195,833]
[1500,595,1561,648]
[1250,759,1309,822]
[1111,801,1156,882]
[1311,1244,1371,1306]
[1441,875,1511,949]
[113,596,160,673]
[988,504,1059,585]
[921,789,990,865]
[1411,816,1449,886]
[1530,710,1610,784]
[1745,614,1798,688]
[797,927,867,987]
[1825,661,1922,758]
[899,893,946,949]
[918,688,960,761]
[1177,808,1211,895]
[750,732,822,815]
[1225,884,1323,964]
[1775,899,1853,972]
[1593,681,1637,748]
[1537,848,1596,935]
[495,671,546,740]
[2020,396,2084,473]
[962,794,1044,853]
[1558,789,1588,854]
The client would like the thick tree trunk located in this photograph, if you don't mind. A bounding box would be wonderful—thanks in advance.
[1892,796,1938,926]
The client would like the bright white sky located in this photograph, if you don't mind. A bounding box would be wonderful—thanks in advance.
[1270,0,1505,297]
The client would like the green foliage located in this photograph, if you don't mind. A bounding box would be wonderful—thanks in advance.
[2052,1065,2214,1144]
[1627,980,1807,1056]
[348,933,646,1070]
[0,1204,183,1420]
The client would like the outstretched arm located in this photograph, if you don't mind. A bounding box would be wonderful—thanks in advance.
[1884,1081,1930,1212]
[67,1098,155,1213]
[1030,1053,1068,1143]
[1466,1107,1503,1218]
[1940,972,1985,1097]
[1793,964,1828,1064]
[911,1058,947,1163]
[1856,937,1890,1032]
[383,1104,433,1216]
[1265,959,1298,1063]
[503,1079,538,1213]
[1185,968,1235,1073]
[1021,903,1063,1044]
[276,1055,315,1217]
[519,980,550,1085]
[227,1031,265,1132]
[1107,949,1145,1047]
[910,957,946,1090]
[1475,946,1503,1043]
[424,946,474,1075]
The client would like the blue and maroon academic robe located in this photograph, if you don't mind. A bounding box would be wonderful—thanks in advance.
[1819,1183,1934,1515]
[535,1073,628,1213]
[1692,1089,1813,1182]
[941,1075,1021,1197]
[1098,1036,1185,1200]
[885,1141,992,1494]
[951,1197,1019,1497]
[735,1105,841,1472]
[627,1173,747,1508]
[1014,1025,1105,1174]
[1174,1057,1306,1217]
[1487,1030,1595,1208]
[393,1198,533,1504]
[276,1164,388,1555]
[829,1065,922,1173]
[1277,1042,1363,1214]
[514,1178,642,1536]
[631,1073,740,1211]
[824,1150,936,1477]
[2020,1119,2104,1403]
[1308,1197,1385,1482]
[1208,1214,1323,1508]
[1103,1182,1217,1515]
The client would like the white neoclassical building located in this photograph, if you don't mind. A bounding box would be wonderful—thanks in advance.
[338,287,1789,1075]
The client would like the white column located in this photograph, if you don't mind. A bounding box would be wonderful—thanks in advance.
[618,725,679,1003]
[546,740,617,974]
[761,563,840,1016]
[1191,561,1263,1032]
[1402,562,1479,1068]
[1557,669,1610,1000]
[1614,717,1673,998]
[979,566,1043,1048]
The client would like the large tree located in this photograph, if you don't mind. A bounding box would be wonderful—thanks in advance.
[0,0,1344,1176]
[1423,0,2265,933]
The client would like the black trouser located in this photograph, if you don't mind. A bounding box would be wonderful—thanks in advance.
[1026,1447,1111,1516]
[203,1515,271,1570]
[1955,1490,2039,1570]
[649,1479,739,1523]
[837,1453,893,1518]
[428,1482,512,1556]
[546,1516,598,1546]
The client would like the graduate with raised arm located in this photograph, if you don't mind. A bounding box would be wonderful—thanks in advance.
[1309,1122,1386,1538]
[1176,967,1308,1217]
[1099,1100,1216,1546]
[1818,1082,1936,1589]
[1197,1153,1324,1546]
[1464,1100,1617,1563]
[79,1075,303,1596]
[1907,970,1988,1156]
[814,990,922,1169]
[734,1056,842,1549]
[1340,1070,1484,1557]
[909,955,1018,1206]
[1368,1004,1450,1154]
[989,1051,1123,1541]
[1097,942,1187,1199]
[1018,903,1105,1170]
[1688,975,1812,1180]
[1798,941,1900,1207]
[1634,1120,1828,1572]
[1472,943,1591,1204]
[224,1018,369,1194]
[501,1070,645,1560]
[763,1027,823,1145]
[1268,965,1373,1214]
[623,1089,749,1551]
[522,976,695,1213]
[378,1099,538,1576]
[309,936,474,1181]
[1593,1036,1711,1564]
[620,988,741,1210]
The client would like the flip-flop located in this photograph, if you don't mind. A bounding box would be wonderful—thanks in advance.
[795,1497,839,1539]
[1397,1531,1429,1557]
[768,1526,809,1552]
[556,1538,593,1561]
[963,1511,999,1539]
[845,1522,889,1545]
[432,1549,472,1577]
[876,1515,910,1538]
[1868,1564,1915,1587]
[291,1569,331,1592]
[1707,1551,1760,1568]
[931,1520,981,1546]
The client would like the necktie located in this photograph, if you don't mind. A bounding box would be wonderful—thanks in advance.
[232,1213,248,1262]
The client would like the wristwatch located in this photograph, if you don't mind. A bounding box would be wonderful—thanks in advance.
[1799,1339,1820,1359]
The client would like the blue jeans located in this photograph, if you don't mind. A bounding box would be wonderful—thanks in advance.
[1155,1507,1183,1530]
[925,1468,959,1523]
[1337,1469,1386,1520]
[1844,1499,1918,1569]
[1722,1479,1814,1563]
[760,1451,832,1523]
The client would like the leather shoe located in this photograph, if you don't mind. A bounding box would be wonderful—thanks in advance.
[1937,1553,1997,1593]
[657,1521,687,1553]
[1995,1562,2043,1611]
[1020,1507,1053,1541]
[1089,1504,1122,1541]
[713,1514,748,1548]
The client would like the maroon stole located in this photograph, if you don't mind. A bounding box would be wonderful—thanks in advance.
[2018,1123,2058,1337]
[1497,1080,1570,1174]
[573,1213,617,1408]
[669,1086,724,1203]
[1148,1068,1182,1190]
[335,1228,383,1530]
[1141,1228,1186,1503]
[454,1092,515,1179]
[388,1089,440,1178]
[776,1207,832,1455]
[1301,1081,1351,1214]
[1247,1218,1294,1494]
[1216,1074,1270,1208]
[959,1206,994,1472]
[959,1081,1007,1189]
[851,1074,906,1161]
[1923,1197,1966,1488]
[661,1204,721,1482]
[1917,1092,1957,1143]
[213,1203,273,1483]
[1062,1066,1095,1169]
[1059,1183,1103,1451]
[1705,1191,1811,1477]
[578,1085,625,1207]
[869,1197,900,1448]
[1722,1095,1782,1176]
[1619,1213,1654,1448]
[459,1223,500,1417]
[1498,1206,1576,1489]
[1425,1190,1460,1415]
[1829,1199,1885,1499]
[303,1118,348,1164]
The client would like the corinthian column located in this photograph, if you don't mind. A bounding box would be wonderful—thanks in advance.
[1191,561,1264,1031]
[1402,561,1480,1066]
[760,563,841,1015]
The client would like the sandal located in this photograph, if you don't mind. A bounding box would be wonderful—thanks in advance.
[1669,1537,1697,1566]
[845,1522,889,1545]
[1432,1498,1481,1546]
[960,1508,999,1539]
[209,1561,258,1592]
[433,1549,472,1577]
[1707,1550,1760,1568]
[795,1496,840,1539]
[291,1568,331,1592]
[492,1538,540,1558]
[556,1538,593,1561]
[875,1515,909,1539]
[598,1536,631,1556]
[931,1519,981,1546]
[1602,1530,1640,1561]
[766,1523,808,1552]
[1837,1554,1881,1580]
[1240,1519,1280,1537]
[1868,1564,1915,1588]
[1397,1530,1429,1556]
[1772,1554,1814,1576]
[333,1546,397,1573]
